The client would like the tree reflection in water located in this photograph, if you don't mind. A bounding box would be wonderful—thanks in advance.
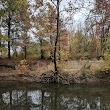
[0,83,110,110]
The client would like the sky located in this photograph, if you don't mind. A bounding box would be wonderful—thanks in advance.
[30,0,95,32]
[59,0,95,31]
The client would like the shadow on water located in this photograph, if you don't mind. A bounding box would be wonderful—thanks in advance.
[0,82,110,110]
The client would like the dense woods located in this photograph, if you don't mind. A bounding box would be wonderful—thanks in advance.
[0,0,110,82]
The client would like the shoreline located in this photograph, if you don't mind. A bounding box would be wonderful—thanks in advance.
[0,71,109,84]
[0,59,110,84]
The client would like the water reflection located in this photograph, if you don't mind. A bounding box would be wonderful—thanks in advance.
[0,83,110,110]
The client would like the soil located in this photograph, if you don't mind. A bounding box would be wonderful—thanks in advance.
[0,59,110,84]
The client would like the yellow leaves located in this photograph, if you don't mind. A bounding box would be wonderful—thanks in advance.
[0,34,9,41]
[0,47,7,51]
[46,29,53,34]
[104,52,110,63]
[0,34,8,52]
[36,30,44,37]
[60,50,69,61]
[47,2,55,11]
[41,45,52,51]
[15,59,29,74]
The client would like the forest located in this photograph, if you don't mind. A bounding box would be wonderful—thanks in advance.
[0,0,110,84]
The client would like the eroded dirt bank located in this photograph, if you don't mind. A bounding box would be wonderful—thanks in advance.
[0,59,110,84]
[0,71,110,84]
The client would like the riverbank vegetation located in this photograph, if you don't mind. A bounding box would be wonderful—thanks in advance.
[0,0,110,84]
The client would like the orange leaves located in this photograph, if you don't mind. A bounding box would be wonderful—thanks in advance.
[96,0,110,38]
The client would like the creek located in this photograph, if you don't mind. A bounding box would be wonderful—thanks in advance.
[0,82,110,110]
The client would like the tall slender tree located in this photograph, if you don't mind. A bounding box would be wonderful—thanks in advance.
[0,0,31,59]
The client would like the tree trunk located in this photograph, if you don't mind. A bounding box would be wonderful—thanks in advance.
[10,91,12,110]
[0,30,1,58]
[24,45,27,59]
[49,14,53,59]
[0,93,3,109]
[58,34,61,61]
[8,12,11,59]
[41,91,44,110]
[40,38,44,59]
[50,35,53,59]
[53,0,60,75]
[0,17,3,58]
[15,48,18,58]
[101,23,105,56]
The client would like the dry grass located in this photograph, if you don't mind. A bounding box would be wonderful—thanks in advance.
[59,60,105,75]
[0,59,53,74]
[0,59,107,75]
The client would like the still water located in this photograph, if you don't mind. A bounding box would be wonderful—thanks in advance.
[0,82,110,110]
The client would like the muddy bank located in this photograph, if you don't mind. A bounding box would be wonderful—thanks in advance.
[0,71,109,84]
[0,59,110,84]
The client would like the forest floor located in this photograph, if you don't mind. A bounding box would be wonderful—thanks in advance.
[0,59,110,84]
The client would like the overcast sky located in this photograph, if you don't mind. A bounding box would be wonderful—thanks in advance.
[59,0,95,31]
